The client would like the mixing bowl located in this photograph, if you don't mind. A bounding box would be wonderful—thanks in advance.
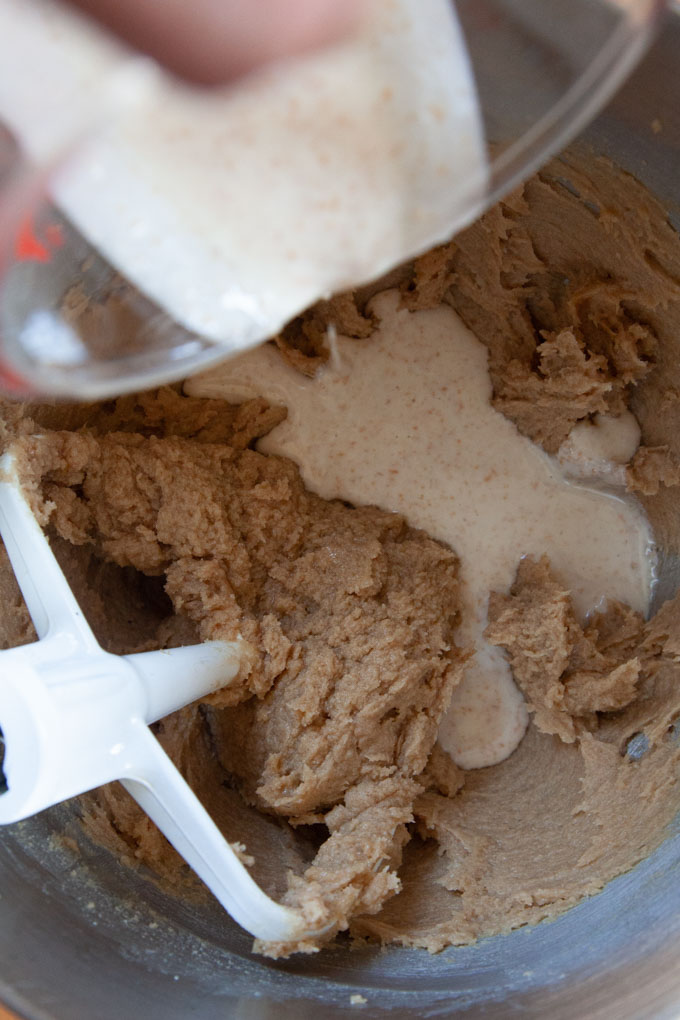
[2,5,680,1020]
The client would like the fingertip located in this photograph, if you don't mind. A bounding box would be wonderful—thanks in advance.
[286,0,367,51]
[69,0,367,87]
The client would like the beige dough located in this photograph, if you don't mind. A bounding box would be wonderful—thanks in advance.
[12,401,469,955]
[2,151,680,957]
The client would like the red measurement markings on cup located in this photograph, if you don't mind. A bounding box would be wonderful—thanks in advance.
[14,213,63,263]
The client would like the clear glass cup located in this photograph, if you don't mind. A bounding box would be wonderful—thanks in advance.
[0,0,666,400]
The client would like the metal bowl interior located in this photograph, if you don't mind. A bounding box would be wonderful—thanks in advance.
[2,9,680,1020]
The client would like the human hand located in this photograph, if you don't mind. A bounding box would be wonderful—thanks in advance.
[67,0,365,86]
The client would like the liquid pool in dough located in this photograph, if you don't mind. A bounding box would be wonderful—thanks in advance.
[187,290,653,768]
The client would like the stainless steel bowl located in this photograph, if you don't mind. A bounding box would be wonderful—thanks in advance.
[2,8,680,1020]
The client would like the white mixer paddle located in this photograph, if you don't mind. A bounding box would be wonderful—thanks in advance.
[0,449,309,944]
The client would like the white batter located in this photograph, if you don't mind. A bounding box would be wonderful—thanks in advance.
[0,0,486,354]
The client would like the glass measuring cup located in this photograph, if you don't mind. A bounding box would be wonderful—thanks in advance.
[0,0,666,400]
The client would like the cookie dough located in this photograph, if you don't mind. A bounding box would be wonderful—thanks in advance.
[12,401,469,954]
[186,285,651,771]
[2,151,680,958]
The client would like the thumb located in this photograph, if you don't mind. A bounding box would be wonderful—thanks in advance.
[68,0,366,86]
